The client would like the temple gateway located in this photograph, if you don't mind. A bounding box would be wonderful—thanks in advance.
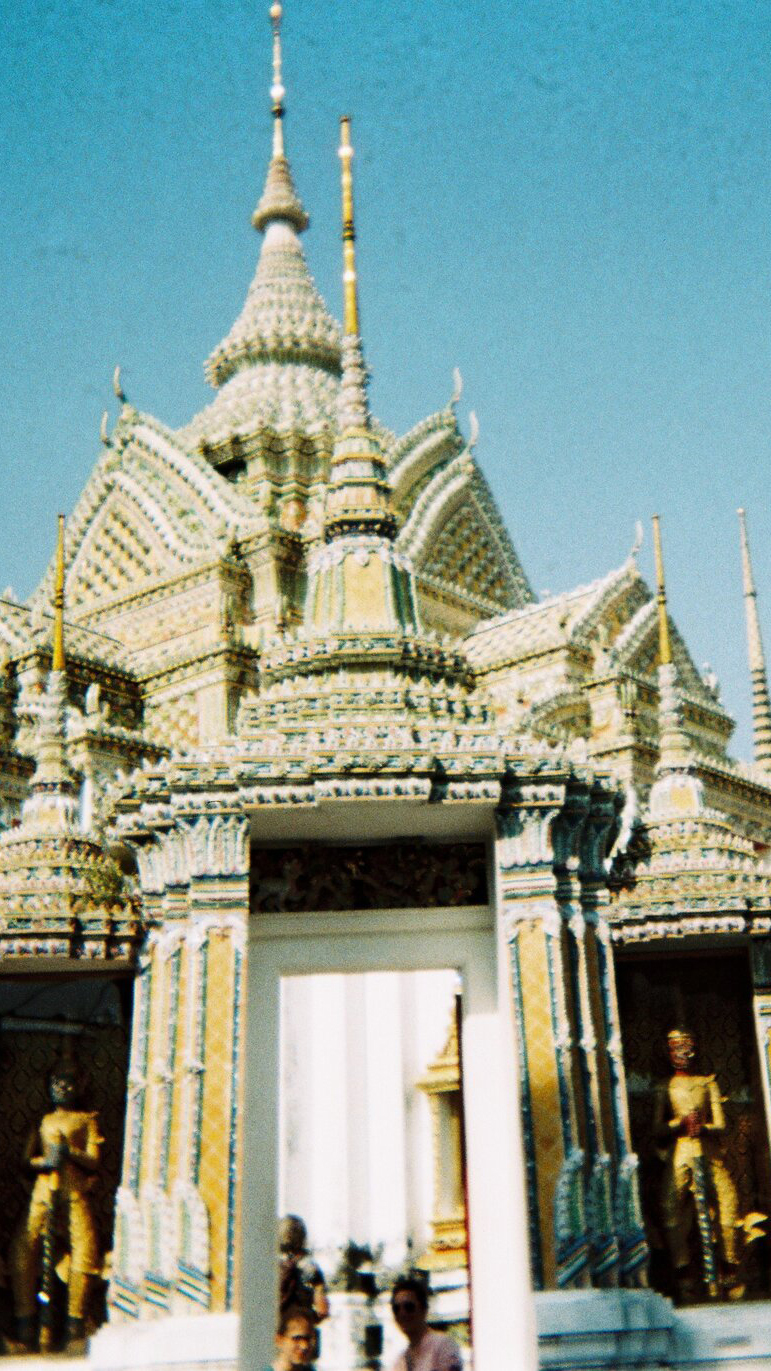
[3,7,771,1371]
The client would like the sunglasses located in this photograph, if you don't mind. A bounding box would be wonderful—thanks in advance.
[392,1300,419,1315]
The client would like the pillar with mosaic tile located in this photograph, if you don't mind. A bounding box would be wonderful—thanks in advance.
[103,797,249,1325]
[495,775,594,1291]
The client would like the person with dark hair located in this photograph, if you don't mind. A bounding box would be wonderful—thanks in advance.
[278,1214,329,1322]
[390,1276,463,1371]
[268,1306,317,1371]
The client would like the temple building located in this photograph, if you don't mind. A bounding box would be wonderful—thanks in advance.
[3,6,771,1370]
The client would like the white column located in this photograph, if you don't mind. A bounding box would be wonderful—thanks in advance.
[365,972,407,1262]
[310,975,351,1257]
[458,915,538,1371]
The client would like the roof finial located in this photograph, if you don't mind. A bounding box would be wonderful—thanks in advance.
[52,514,65,673]
[270,2,285,158]
[649,513,694,783]
[738,508,771,765]
[322,115,396,543]
[651,514,672,667]
[339,116,360,339]
[335,116,369,432]
[252,1,309,234]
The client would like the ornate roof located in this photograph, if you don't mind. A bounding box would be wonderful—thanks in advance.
[30,411,261,620]
[464,562,639,669]
[464,558,725,713]
[203,223,341,391]
[0,595,131,673]
[0,671,141,961]
[179,359,340,450]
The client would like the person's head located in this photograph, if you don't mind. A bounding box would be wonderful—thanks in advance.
[279,1214,308,1256]
[275,1307,315,1370]
[49,1065,79,1108]
[391,1276,429,1343]
[667,1028,696,1073]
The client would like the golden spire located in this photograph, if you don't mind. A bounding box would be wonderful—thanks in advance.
[651,514,672,667]
[738,508,771,765]
[52,514,65,672]
[323,114,395,543]
[252,1,308,234]
[339,116,360,338]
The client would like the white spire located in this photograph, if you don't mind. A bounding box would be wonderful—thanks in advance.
[738,508,771,766]
[252,2,309,234]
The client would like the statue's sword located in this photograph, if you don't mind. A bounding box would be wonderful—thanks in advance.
[38,1146,61,1350]
[692,1143,719,1298]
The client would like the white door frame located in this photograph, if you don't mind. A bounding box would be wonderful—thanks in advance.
[240,902,538,1371]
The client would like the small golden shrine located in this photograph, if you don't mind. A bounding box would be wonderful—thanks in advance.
[417,1008,468,1271]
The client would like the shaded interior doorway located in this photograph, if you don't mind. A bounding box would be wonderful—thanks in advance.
[615,949,771,1303]
[0,975,133,1348]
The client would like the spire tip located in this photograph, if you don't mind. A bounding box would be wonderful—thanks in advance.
[738,506,771,764]
[252,0,309,232]
[651,514,672,667]
[52,514,65,673]
[338,115,359,338]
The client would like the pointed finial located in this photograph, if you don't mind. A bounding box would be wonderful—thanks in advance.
[100,411,110,445]
[52,515,65,673]
[339,116,360,339]
[269,2,285,158]
[738,508,771,765]
[252,2,308,233]
[113,366,126,404]
[629,519,644,561]
[468,411,479,449]
[452,367,463,406]
[649,514,694,781]
[651,514,672,666]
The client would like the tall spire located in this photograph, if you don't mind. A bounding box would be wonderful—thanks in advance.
[20,516,75,823]
[252,2,309,234]
[335,115,370,434]
[738,508,771,765]
[324,116,394,539]
[651,514,672,667]
[650,514,691,773]
[52,513,65,673]
[203,0,340,401]
[306,116,416,634]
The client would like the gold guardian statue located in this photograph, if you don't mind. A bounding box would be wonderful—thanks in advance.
[654,1028,747,1301]
[9,1053,103,1351]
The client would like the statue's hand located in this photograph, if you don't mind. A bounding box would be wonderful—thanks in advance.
[42,1140,68,1170]
[684,1109,703,1137]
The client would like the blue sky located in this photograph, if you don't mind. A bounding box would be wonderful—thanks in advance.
[3,0,771,755]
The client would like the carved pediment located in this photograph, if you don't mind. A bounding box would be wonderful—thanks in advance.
[418,497,516,611]
[31,415,260,620]
[399,454,532,621]
[65,488,184,612]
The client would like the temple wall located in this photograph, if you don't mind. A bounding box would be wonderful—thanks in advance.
[495,779,646,1295]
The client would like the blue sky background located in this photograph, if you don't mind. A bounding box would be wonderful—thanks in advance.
[2,0,771,756]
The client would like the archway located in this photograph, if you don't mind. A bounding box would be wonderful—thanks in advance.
[241,898,535,1371]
